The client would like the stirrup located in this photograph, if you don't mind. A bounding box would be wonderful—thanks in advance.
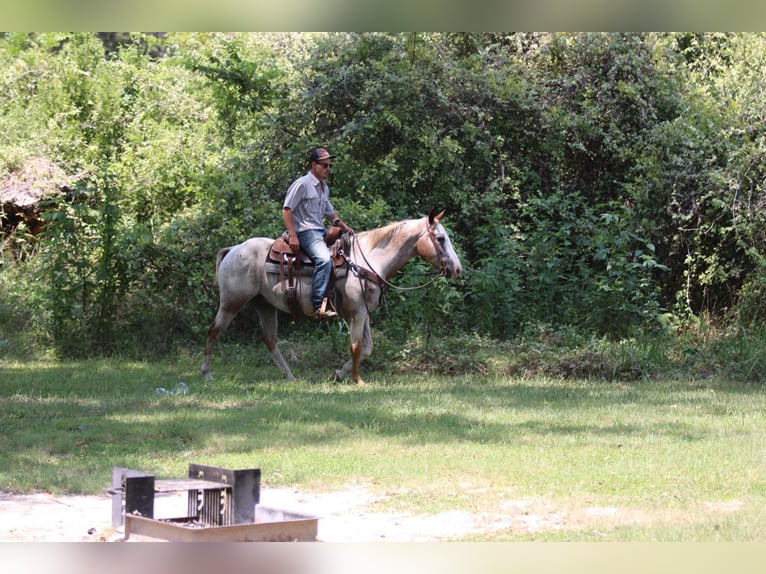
[314,298,339,319]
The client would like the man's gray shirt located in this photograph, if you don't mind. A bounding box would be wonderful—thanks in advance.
[283,171,335,233]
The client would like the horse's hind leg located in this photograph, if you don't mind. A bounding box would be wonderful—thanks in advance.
[253,299,296,381]
[200,305,239,380]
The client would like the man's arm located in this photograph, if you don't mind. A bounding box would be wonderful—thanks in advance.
[282,207,301,254]
[328,212,354,234]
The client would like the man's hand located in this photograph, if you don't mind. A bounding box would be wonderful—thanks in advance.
[288,234,300,255]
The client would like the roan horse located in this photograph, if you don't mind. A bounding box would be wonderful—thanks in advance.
[200,210,462,384]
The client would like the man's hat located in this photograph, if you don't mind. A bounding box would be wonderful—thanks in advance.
[309,147,334,162]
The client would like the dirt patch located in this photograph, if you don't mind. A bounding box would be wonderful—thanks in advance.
[0,488,740,542]
[0,487,563,542]
[0,492,115,542]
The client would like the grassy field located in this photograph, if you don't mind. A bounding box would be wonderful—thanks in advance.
[2,341,766,541]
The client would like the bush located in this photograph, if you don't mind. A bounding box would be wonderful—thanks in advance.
[5,33,766,360]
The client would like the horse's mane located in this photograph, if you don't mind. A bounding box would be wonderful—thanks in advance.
[359,220,410,250]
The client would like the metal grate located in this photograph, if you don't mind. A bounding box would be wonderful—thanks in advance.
[109,464,260,527]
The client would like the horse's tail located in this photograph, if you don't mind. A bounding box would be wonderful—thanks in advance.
[213,246,234,288]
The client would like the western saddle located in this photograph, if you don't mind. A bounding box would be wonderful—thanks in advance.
[266,228,349,318]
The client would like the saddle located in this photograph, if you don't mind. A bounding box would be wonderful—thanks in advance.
[266,228,349,318]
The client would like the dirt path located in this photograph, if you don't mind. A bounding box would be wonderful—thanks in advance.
[0,487,566,542]
[11,485,730,542]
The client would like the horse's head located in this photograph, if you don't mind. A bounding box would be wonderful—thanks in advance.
[417,209,462,279]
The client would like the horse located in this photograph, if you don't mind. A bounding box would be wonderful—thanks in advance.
[200,209,462,385]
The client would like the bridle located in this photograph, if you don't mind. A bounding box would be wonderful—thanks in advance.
[345,216,449,293]
[425,215,449,278]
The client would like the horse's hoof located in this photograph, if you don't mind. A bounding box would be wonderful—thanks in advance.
[332,370,344,383]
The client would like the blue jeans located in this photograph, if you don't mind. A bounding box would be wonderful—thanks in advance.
[297,229,332,310]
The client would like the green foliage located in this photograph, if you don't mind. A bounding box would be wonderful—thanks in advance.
[464,224,526,338]
[736,260,766,329]
[185,34,286,142]
[0,259,46,359]
[630,33,766,316]
[4,33,766,357]
[37,174,125,356]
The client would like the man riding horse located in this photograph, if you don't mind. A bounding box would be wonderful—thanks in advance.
[281,147,354,319]
[200,147,462,384]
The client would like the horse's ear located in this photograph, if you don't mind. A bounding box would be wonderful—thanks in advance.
[428,208,446,225]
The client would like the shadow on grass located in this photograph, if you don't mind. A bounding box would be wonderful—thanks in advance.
[1,358,764,492]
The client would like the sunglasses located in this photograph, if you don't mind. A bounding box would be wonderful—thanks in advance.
[315,162,332,168]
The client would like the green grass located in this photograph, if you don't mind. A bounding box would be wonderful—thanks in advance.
[2,343,766,541]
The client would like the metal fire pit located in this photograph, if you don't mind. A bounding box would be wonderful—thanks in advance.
[110,464,318,542]
[123,506,318,542]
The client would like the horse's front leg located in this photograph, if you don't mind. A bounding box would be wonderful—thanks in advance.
[334,314,372,384]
